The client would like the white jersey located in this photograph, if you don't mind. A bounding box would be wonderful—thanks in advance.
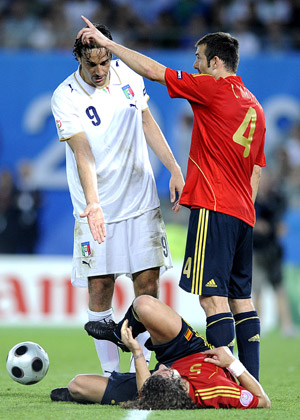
[51,60,160,223]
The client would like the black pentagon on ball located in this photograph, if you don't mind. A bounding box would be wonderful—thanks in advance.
[12,366,24,378]
[15,345,28,356]
[32,357,43,372]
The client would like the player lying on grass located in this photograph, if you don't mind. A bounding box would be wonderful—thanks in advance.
[51,295,270,409]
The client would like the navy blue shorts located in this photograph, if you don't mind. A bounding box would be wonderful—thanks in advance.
[101,319,210,405]
[101,372,137,405]
[179,209,253,299]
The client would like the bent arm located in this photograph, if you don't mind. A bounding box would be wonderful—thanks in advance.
[235,369,271,408]
[251,164,262,203]
[121,320,151,391]
[142,108,184,209]
[78,16,167,85]
[203,347,270,408]
[67,133,106,243]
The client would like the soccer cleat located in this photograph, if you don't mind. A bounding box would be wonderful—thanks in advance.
[84,320,130,352]
[50,387,94,404]
[50,387,76,402]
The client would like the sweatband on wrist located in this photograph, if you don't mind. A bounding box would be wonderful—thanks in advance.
[228,359,245,377]
[133,353,144,360]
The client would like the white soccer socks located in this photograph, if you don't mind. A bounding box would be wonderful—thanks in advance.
[87,308,120,376]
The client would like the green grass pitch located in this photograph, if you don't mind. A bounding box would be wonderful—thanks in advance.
[1,326,299,420]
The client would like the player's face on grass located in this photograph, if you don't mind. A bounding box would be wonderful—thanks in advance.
[151,365,189,393]
[79,48,111,87]
[193,44,211,75]
[152,364,180,379]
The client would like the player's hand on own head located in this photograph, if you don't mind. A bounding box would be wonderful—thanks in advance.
[203,346,236,368]
[80,203,106,244]
[77,16,110,48]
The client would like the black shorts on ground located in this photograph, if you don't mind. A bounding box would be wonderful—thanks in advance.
[101,372,138,405]
[179,208,253,299]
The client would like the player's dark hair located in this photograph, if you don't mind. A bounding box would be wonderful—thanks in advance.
[196,32,239,73]
[73,24,113,61]
[121,375,197,410]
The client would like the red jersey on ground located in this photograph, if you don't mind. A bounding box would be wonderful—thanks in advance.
[165,68,266,227]
[171,353,259,409]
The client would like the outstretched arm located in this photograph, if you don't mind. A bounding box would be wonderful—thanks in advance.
[142,108,184,212]
[121,320,151,391]
[67,133,106,244]
[203,347,271,408]
[78,16,167,85]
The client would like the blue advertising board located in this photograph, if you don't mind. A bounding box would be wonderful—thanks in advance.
[1,50,300,260]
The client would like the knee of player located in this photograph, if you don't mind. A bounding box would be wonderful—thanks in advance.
[133,295,156,320]
[68,375,86,399]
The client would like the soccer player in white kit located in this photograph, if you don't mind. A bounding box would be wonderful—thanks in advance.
[51,23,184,376]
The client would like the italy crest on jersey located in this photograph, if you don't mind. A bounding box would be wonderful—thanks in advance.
[122,84,135,99]
[56,119,62,129]
[81,241,91,257]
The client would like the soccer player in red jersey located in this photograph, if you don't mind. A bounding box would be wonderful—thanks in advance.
[77,16,266,381]
[51,296,270,409]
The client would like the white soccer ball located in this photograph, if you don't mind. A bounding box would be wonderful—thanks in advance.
[6,341,49,385]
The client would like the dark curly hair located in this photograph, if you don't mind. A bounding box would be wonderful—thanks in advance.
[196,32,239,73]
[121,375,197,410]
[73,24,113,61]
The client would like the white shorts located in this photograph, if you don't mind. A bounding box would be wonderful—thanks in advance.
[72,207,172,287]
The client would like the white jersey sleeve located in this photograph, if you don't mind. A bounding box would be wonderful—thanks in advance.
[51,77,83,140]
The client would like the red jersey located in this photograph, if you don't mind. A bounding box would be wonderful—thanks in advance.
[165,68,266,227]
[171,353,259,409]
